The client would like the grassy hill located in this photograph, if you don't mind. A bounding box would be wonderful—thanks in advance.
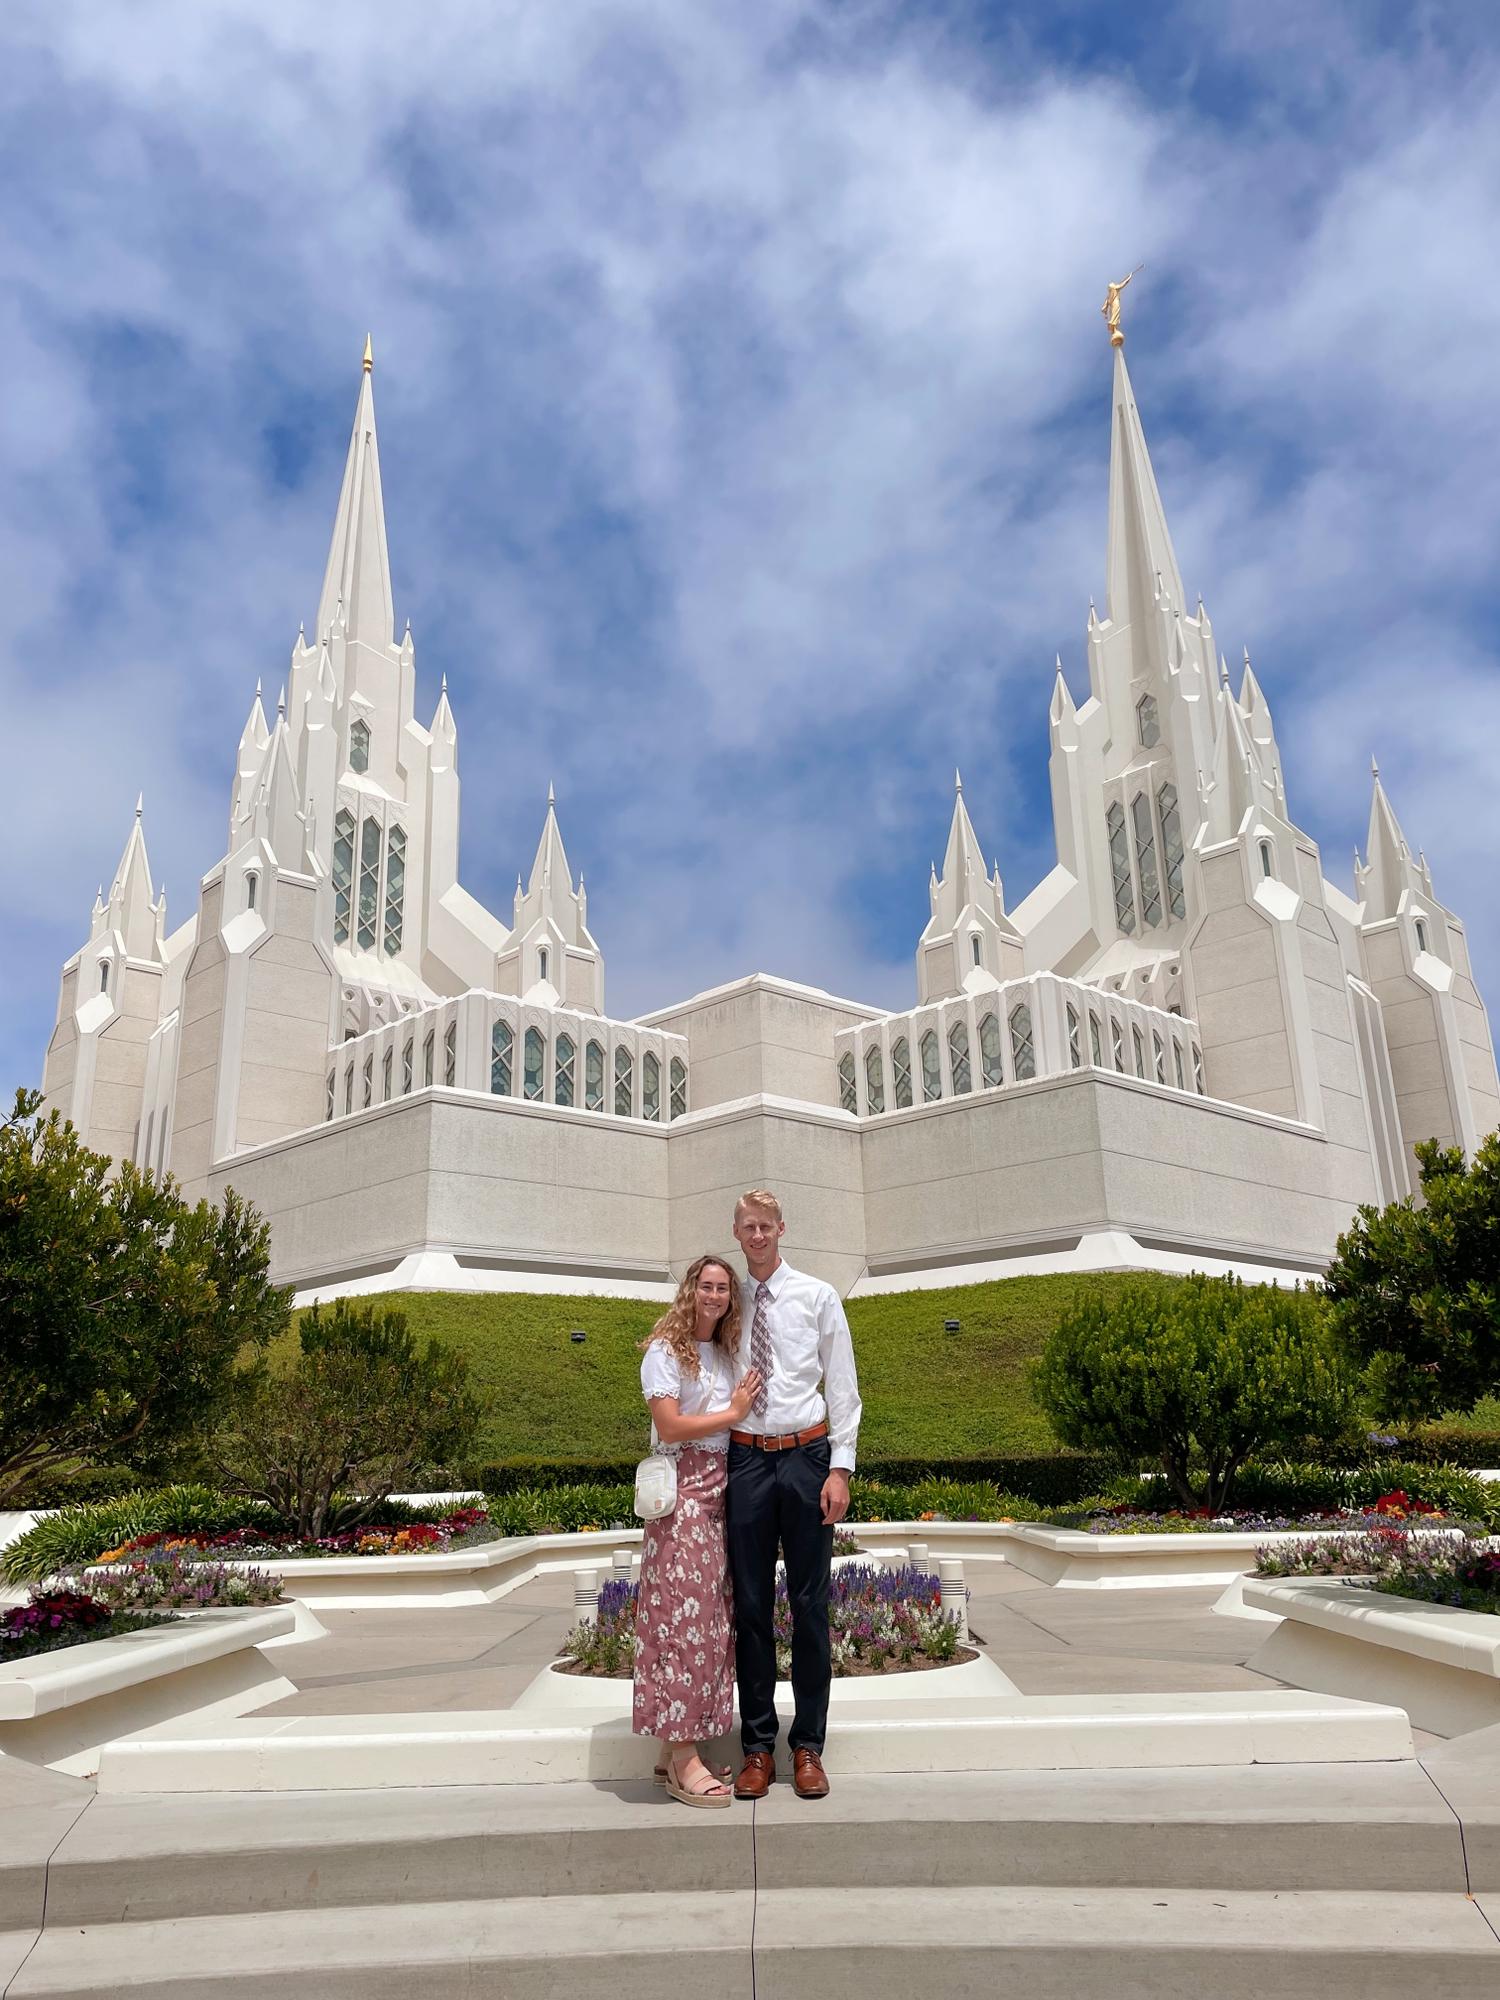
[292,1272,1165,1470]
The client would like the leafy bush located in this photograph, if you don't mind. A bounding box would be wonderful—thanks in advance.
[473,1452,1126,1504]
[1223,1458,1500,1531]
[1032,1275,1354,1511]
[484,1484,636,1534]
[212,1300,485,1539]
[2,1485,260,1586]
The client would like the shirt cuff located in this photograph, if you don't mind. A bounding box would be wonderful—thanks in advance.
[830,1448,856,1473]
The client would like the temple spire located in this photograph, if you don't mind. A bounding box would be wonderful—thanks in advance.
[1359,761,1423,921]
[316,344,395,650]
[1105,343,1186,629]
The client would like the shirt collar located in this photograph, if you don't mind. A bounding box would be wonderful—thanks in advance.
[753,1258,790,1299]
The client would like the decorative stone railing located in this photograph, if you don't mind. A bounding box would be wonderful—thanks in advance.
[833,970,1205,1118]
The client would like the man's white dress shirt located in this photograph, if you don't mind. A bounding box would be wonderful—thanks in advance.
[735,1259,862,1472]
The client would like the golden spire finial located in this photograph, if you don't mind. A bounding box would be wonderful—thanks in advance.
[362,332,373,374]
[1101,266,1143,348]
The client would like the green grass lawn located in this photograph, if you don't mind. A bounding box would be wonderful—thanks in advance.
[294,1272,1164,1469]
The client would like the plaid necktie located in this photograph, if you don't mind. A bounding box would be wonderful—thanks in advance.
[749,1280,772,1419]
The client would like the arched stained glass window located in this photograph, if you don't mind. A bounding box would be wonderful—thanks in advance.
[1152,1031,1166,1084]
[1009,1003,1036,1080]
[1192,1043,1205,1095]
[443,1020,457,1086]
[1259,839,1275,880]
[1137,693,1160,748]
[1173,1040,1186,1091]
[643,1051,661,1121]
[948,1020,972,1094]
[864,1043,885,1114]
[538,946,550,985]
[362,1055,373,1108]
[382,1047,393,1102]
[349,717,370,774]
[1067,1005,1081,1070]
[524,1027,545,1101]
[971,933,983,967]
[669,1057,687,1120]
[491,1020,513,1095]
[423,1030,434,1087]
[344,1065,354,1115]
[357,816,381,949]
[1415,916,1429,953]
[585,1040,606,1112]
[98,960,110,994]
[1111,1017,1125,1073]
[837,1050,857,1113]
[333,808,355,944]
[892,1037,913,1110]
[1132,794,1162,928]
[556,1033,576,1108]
[246,872,258,912]
[920,1030,942,1103]
[383,827,406,955]
[402,1040,414,1094]
[1107,801,1136,934]
[1157,781,1186,919]
[614,1045,634,1117]
[1089,1012,1103,1067]
[979,1012,1002,1088]
[1132,1024,1145,1077]
[325,1071,335,1122]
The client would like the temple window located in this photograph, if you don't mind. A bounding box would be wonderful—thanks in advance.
[357,816,381,949]
[491,1020,513,1096]
[971,933,982,967]
[402,1039,414,1094]
[383,827,405,955]
[669,1057,688,1120]
[1415,917,1430,954]
[1137,693,1160,748]
[344,1065,354,1115]
[614,1044,634,1117]
[948,1020,972,1095]
[246,872,258,911]
[556,1033,577,1108]
[1107,801,1136,933]
[979,1011,1002,1087]
[864,1044,885,1114]
[1132,1024,1146,1077]
[382,1047,392,1101]
[892,1036,913,1110]
[98,960,110,994]
[643,1050,661,1121]
[920,1030,942,1103]
[1157,781,1186,919]
[1259,839,1275,880]
[349,717,370,774]
[362,1055,373,1108]
[838,1050,858,1114]
[423,1031,434,1087]
[1111,1018,1126,1073]
[1152,1031,1166,1084]
[325,1071,335,1121]
[1174,1040,1186,1091]
[332,808,355,943]
[443,1020,457,1086]
[586,1039,606,1112]
[539,946,550,985]
[524,1027,544,1101]
[1132,794,1162,927]
[1192,1043,1206,1094]
[1067,1004,1081,1069]
[1089,1012,1103,1067]
[1009,1003,1036,1081]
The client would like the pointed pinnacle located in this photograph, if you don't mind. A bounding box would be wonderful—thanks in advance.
[440,671,448,694]
[1054,653,1064,676]
[254,677,263,700]
[954,768,963,794]
[1371,754,1380,777]
[1219,654,1230,686]
[547,780,556,807]
[363,332,373,374]
[134,792,143,818]
[277,684,287,718]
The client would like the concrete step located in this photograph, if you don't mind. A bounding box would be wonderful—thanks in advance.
[5,1887,1498,1999]
[6,1764,1475,1937]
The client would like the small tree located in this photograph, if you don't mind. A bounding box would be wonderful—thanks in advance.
[1323,1133,1500,1423]
[1031,1274,1353,1511]
[211,1299,484,1537]
[0,1090,291,1502]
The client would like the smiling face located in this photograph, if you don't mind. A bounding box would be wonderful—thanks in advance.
[732,1200,785,1275]
[693,1260,734,1336]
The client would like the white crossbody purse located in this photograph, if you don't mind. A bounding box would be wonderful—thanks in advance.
[635,1344,725,1519]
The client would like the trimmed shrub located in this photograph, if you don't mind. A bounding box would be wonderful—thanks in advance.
[471,1452,1126,1505]
[1,1485,257,1586]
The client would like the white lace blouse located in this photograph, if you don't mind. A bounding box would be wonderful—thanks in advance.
[640,1338,734,1454]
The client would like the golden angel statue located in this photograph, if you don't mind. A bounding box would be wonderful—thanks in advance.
[1102,266,1142,347]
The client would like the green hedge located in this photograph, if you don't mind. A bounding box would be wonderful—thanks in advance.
[471,1451,1126,1504]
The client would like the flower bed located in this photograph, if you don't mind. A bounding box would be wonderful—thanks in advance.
[95,1506,495,1566]
[1256,1525,1500,1615]
[80,1551,287,1611]
[1072,1489,1475,1536]
[557,1563,969,1680]
[0,1588,174,1662]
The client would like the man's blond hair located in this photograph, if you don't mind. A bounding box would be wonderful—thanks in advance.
[734,1188,783,1222]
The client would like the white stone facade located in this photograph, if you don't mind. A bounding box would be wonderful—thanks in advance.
[41,334,1499,1300]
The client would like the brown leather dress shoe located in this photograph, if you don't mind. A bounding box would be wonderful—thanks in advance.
[792,1748,829,1799]
[734,1750,776,1800]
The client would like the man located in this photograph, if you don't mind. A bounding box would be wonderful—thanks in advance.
[726,1188,862,1801]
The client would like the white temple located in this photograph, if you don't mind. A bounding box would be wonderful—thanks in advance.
[41,321,1500,1301]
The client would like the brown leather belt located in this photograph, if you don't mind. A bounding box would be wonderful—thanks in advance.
[730,1421,829,1453]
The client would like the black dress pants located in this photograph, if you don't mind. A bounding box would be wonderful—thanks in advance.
[726,1435,833,1754]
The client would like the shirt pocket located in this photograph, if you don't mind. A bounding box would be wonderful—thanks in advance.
[777,1298,823,1384]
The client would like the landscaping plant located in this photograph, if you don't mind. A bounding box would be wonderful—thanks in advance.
[0,1587,172,1660]
[74,1552,285,1611]
[0,1090,291,1504]
[1256,1526,1499,1615]
[1031,1274,1354,1512]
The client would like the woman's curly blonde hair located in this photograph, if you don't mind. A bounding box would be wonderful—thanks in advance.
[642,1253,742,1378]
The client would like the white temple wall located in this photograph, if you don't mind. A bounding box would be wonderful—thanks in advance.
[643,976,881,1115]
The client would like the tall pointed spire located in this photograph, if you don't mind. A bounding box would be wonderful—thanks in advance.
[527,785,571,898]
[1359,761,1422,921]
[316,343,395,650]
[102,797,161,960]
[1104,345,1186,631]
[939,770,987,894]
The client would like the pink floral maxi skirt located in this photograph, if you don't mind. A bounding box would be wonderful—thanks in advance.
[632,1446,735,1740]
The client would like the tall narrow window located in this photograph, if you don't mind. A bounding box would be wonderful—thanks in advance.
[443,1020,457,1086]
[1157,781,1186,919]
[643,1051,661,1121]
[491,1020,513,1095]
[524,1027,544,1101]
[1132,1024,1146,1077]
[669,1057,687,1120]
[614,1045,634,1117]
[246,872,258,911]
[1132,794,1162,927]
[357,816,381,949]
[971,933,983,967]
[538,946,550,985]
[585,1039,605,1112]
[1067,1004,1081,1069]
[1107,801,1136,934]
[1173,1040,1186,1092]
[948,1020,972,1094]
[1111,1018,1125,1073]
[1415,917,1430,953]
[864,1044,885,1114]
[1137,693,1160,748]
[892,1037,913,1110]
[920,1030,942,1103]
[382,1047,393,1101]
[325,1071,335,1121]
[344,1065,354,1115]
[349,717,370,774]
[837,1051,858,1113]
[555,1032,576,1107]
[98,960,110,994]
[1152,1031,1166,1084]
[423,1031,434,1086]
[383,826,406,955]
[1259,838,1275,879]
[362,1055,373,1108]
[979,1012,1002,1087]
[1009,1003,1036,1080]
[333,808,355,943]
[1192,1043,1205,1094]
[1089,1011,1103,1067]
[402,1040,414,1094]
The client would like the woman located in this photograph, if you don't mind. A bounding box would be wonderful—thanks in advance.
[634,1253,762,1808]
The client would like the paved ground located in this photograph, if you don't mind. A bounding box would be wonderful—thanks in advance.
[254,1561,1304,1718]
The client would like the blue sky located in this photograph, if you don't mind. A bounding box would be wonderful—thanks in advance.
[2,0,1498,1093]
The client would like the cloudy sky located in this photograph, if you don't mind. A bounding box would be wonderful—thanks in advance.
[3,0,1498,1094]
